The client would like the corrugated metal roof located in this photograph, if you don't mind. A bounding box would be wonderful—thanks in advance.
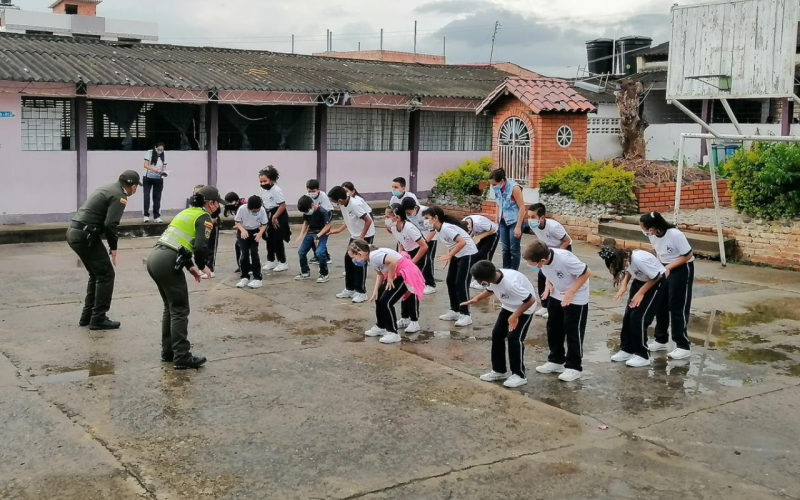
[0,33,511,99]
[477,77,596,114]
[639,41,669,57]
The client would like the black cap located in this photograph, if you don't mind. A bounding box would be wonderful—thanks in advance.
[119,170,142,186]
[197,186,225,204]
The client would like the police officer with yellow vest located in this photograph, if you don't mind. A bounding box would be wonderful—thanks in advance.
[68,170,141,330]
[146,185,224,370]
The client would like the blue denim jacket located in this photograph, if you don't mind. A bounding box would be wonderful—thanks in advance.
[493,179,520,225]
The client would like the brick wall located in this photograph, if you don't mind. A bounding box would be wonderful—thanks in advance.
[481,200,499,222]
[635,180,731,212]
[440,204,496,223]
[52,1,99,15]
[724,222,800,270]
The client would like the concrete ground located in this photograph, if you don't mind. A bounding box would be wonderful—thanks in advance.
[1,227,800,500]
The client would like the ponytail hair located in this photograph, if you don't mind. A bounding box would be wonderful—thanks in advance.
[389,203,409,222]
[341,181,360,197]
[488,168,507,182]
[639,211,674,234]
[189,192,206,208]
[348,239,377,254]
[421,206,466,230]
[597,238,631,287]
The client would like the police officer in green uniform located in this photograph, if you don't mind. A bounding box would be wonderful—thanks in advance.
[146,185,224,370]
[67,170,141,330]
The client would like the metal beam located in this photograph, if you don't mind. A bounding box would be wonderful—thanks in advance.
[682,132,800,141]
[720,98,743,135]
[673,134,686,224]
[668,99,723,137]
[700,99,712,159]
[705,138,727,266]
[207,99,219,187]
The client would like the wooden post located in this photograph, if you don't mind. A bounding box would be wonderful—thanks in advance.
[315,105,328,190]
[75,83,88,208]
[700,99,711,160]
[781,97,794,136]
[408,110,420,193]
[207,94,219,187]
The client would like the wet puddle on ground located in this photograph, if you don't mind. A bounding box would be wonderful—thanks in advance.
[36,360,115,383]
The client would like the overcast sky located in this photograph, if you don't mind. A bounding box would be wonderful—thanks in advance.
[25,0,703,76]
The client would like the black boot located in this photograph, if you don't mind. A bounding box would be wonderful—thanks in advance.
[161,352,174,362]
[173,356,207,370]
[79,315,91,327]
[89,318,121,331]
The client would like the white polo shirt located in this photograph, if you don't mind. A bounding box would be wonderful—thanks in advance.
[628,250,666,282]
[438,222,477,258]
[541,248,590,305]
[407,204,436,241]
[648,228,694,265]
[260,185,285,210]
[464,214,498,236]
[390,191,419,207]
[234,205,268,231]
[391,221,423,251]
[487,269,537,315]
[341,198,376,239]
[310,191,335,212]
[353,195,373,214]
[144,150,166,179]
[369,248,403,274]
[532,218,570,248]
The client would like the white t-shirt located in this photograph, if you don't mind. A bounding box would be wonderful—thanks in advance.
[532,218,570,248]
[438,222,477,258]
[391,221,423,251]
[541,248,590,305]
[369,248,403,274]
[260,185,285,210]
[144,150,166,179]
[487,269,537,315]
[464,214,498,236]
[390,191,418,207]
[628,250,666,282]
[234,205,268,230]
[353,195,373,214]
[407,204,436,241]
[341,198,376,239]
[648,228,694,265]
[310,191,334,212]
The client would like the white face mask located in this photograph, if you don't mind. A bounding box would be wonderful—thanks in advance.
[385,219,396,229]
[423,220,434,231]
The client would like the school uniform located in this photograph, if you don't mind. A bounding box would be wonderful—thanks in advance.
[465,214,500,262]
[531,218,572,308]
[389,191,419,208]
[438,222,478,315]
[298,207,331,276]
[390,221,425,320]
[648,228,694,350]
[541,249,590,371]
[620,250,665,359]
[368,248,417,334]
[143,149,166,219]
[487,270,537,378]
[260,185,290,264]
[309,192,334,262]
[407,204,437,288]
[224,199,246,272]
[341,197,376,294]
[234,205,268,280]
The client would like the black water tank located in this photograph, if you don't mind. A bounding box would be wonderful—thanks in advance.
[586,38,614,74]
[616,36,652,75]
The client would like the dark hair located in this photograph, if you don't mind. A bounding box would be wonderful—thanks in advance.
[522,241,550,262]
[401,197,419,212]
[223,192,242,217]
[528,203,546,217]
[155,141,165,148]
[189,193,205,208]
[392,177,407,188]
[259,165,280,182]
[470,260,497,282]
[328,185,348,202]
[306,179,320,190]
[247,195,263,211]
[421,206,465,229]
[488,168,507,182]
[347,239,377,254]
[297,195,314,213]
[224,191,240,204]
[639,211,674,234]
[341,181,360,197]
[388,203,409,223]
[597,238,631,287]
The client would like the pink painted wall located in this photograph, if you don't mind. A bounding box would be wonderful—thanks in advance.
[217,151,316,207]
[417,151,491,192]
[327,151,410,194]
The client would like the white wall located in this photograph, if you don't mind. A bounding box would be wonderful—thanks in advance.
[587,104,623,160]
[417,151,490,193]
[218,151,316,208]
[327,151,410,195]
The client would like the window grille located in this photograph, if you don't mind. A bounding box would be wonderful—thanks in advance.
[327,107,409,151]
[419,111,492,151]
[21,98,73,151]
[587,117,621,135]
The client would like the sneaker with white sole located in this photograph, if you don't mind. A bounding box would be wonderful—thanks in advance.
[470,279,486,290]
[480,370,509,382]
[154,217,164,223]
[143,216,150,223]
[423,286,437,295]
[396,318,411,329]
[263,261,277,271]
[455,314,473,327]
[534,307,548,317]
[336,289,355,299]
[248,279,263,289]
[317,274,330,283]
[352,293,367,304]
[273,262,289,272]
[626,355,651,367]
[648,340,669,352]
[611,351,633,362]
[236,278,250,288]
[439,310,461,321]
[535,362,565,374]
[379,332,402,344]
[503,374,528,388]
[309,257,319,264]
[405,321,421,333]
[558,369,582,382]
[294,272,311,281]
[668,348,691,360]
[364,325,387,337]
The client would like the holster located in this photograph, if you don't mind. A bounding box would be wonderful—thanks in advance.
[174,247,191,271]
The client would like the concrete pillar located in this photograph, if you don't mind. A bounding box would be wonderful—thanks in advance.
[408,110,421,193]
[75,85,88,208]
[781,98,794,136]
[207,98,219,187]
[315,105,328,189]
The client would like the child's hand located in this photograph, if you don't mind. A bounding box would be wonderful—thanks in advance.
[385,278,395,290]
[562,290,575,306]
[541,289,550,301]
[368,292,378,302]
[508,315,519,332]
[272,217,280,228]
[239,230,248,239]
[614,287,626,301]
[460,298,478,307]
[664,268,671,278]
[630,292,645,308]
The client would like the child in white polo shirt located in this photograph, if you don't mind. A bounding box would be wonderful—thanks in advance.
[234,196,268,289]
[259,166,290,273]
[462,260,537,388]
[527,203,572,319]
[402,197,437,295]
[523,241,591,382]
[463,214,499,289]
[328,185,376,304]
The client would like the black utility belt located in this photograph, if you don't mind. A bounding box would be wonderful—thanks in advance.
[155,243,178,253]
[70,221,99,233]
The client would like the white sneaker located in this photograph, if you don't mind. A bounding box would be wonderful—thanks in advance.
[480,370,509,382]
[396,318,411,329]
[423,286,437,295]
[611,351,633,362]
[273,262,289,272]
[201,273,209,279]
[534,308,548,317]
[143,216,150,223]
[352,293,367,304]
[379,332,402,344]
[263,261,277,271]
[439,310,461,321]
[503,374,528,388]
[470,279,486,290]
[455,314,473,327]
[535,362,565,374]
[317,274,330,283]
[405,321,421,333]
[364,325,387,337]
[294,272,311,281]
[236,278,250,288]
[668,348,691,360]
[558,369,582,382]
[248,279,263,289]
[648,340,669,352]
[336,289,355,299]
[154,217,164,223]
[626,355,651,367]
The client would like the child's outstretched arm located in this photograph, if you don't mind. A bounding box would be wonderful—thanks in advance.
[461,289,493,307]
[369,272,385,302]
[614,273,631,301]
[630,274,662,308]
[563,267,592,306]
[384,257,399,288]
[294,222,309,245]
[509,294,536,331]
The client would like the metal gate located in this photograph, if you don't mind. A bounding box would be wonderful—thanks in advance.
[497,117,531,185]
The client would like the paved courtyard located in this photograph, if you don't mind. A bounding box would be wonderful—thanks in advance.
[1,228,800,500]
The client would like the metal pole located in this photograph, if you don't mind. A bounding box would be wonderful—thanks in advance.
[720,98,743,135]
[683,132,800,142]
[380,28,383,53]
[443,37,446,63]
[674,134,685,224]
[330,31,333,52]
[326,29,329,52]
[414,21,417,55]
[358,41,361,52]
[668,99,723,137]
[291,34,294,54]
[706,138,727,266]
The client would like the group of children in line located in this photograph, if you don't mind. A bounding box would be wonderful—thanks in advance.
[197,166,696,387]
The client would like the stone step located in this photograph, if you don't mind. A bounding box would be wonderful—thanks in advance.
[597,222,735,260]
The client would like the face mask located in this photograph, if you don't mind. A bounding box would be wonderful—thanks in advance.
[306,209,315,216]
[423,220,434,231]
[353,258,367,267]
[529,264,540,272]
[155,149,163,155]
[480,282,490,288]
[385,219,396,229]
[528,220,538,231]
[261,183,273,190]
[211,206,221,218]
[308,192,319,199]
[251,211,260,216]
[391,189,402,197]
[642,230,651,237]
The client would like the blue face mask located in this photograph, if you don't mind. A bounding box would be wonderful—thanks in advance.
[353,258,367,267]
[391,189,402,197]
[528,220,538,231]
[529,264,540,272]
[306,209,315,216]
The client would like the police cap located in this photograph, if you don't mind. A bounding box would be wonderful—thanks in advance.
[119,170,142,186]
[197,186,225,204]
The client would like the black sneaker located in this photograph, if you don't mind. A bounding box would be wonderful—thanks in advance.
[161,353,174,362]
[309,257,319,264]
[79,316,91,327]
[89,319,121,331]
[174,356,207,370]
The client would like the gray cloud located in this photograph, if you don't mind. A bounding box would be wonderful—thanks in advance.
[414,0,495,15]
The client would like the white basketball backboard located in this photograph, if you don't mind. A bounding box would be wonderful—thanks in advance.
[667,0,799,100]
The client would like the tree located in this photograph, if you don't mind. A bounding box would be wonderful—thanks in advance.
[616,79,648,159]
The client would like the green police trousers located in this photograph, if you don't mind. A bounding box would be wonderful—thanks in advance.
[67,227,115,323]
[146,245,192,362]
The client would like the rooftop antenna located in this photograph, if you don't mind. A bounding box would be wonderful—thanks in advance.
[380,28,383,52]
[326,29,330,52]
[443,36,446,64]
[489,21,501,64]
[414,20,417,55]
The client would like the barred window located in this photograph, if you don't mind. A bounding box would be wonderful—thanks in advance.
[419,111,492,151]
[21,98,73,151]
[328,107,409,151]
[219,105,314,151]
[587,117,621,135]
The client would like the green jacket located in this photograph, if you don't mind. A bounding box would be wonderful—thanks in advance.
[72,181,129,251]
[158,207,213,269]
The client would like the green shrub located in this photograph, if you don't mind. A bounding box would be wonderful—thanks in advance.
[540,159,635,204]
[432,156,492,202]
[725,142,800,220]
